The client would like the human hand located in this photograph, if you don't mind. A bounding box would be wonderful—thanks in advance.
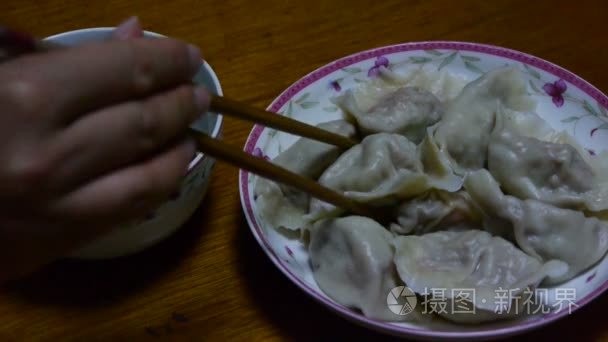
[0,17,208,280]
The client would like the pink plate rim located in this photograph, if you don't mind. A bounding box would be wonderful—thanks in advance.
[238,41,608,339]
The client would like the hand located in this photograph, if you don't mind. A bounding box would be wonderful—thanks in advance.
[0,17,208,281]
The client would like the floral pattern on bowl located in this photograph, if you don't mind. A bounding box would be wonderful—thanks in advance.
[239,41,608,340]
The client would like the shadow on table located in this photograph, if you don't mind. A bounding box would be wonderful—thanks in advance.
[2,192,215,308]
[234,211,608,341]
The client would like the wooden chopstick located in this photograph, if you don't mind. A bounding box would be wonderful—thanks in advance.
[209,95,357,149]
[189,129,384,219]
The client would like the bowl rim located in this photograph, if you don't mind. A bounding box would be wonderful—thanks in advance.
[238,40,608,340]
[44,27,224,173]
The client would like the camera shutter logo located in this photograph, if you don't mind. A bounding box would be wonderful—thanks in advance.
[387,286,418,315]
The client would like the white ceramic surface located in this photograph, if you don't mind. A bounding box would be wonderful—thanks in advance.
[239,42,608,340]
[44,28,224,259]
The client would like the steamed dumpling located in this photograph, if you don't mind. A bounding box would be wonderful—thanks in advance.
[308,133,423,218]
[390,190,481,235]
[393,229,567,323]
[434,67,536,173]
[308,132,461,219]
[254,120,356,230]
[309,216,428,322]
[317,133,423,200]
[465,169,608,284]
[335,87,444,143]
[488,111,608,213]
[546,133,608,212]
[418,127,460,183]
[271,119,357,178]
[488,110,596,209]
[378,66,469,102]
[254,180,309,232]
[499,108,556,141]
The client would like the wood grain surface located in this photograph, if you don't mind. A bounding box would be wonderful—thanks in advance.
[1,0,608,340]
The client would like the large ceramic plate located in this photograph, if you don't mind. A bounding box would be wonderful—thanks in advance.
[238,42,608,340]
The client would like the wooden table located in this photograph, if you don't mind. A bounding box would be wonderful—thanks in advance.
[1,0,608,340]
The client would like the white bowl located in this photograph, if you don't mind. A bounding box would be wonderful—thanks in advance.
[239,41,608,340]
[44,28,223,259]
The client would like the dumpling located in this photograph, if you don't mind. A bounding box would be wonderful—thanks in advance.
[337,65,467,114]
[418,127,459,183]
[334,87,444,143]
[488,110,595,208]
[434,67,536,173]
[489,108,608,212]
[270,119,357,178]
[308,133,424,218]
[378,66,469,102]
[547,133,608,212]
[464,169,608,284]
[254,180,309,232]
[309,216,428,322]
[499,108,556,141]
[393,229,567,323]
[315,133,422,198]
[308,133,461,219]
[390,190,482,235]
[254,120,356,230]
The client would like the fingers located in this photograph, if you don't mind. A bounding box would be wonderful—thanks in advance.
[0,37,202,125]
[48,85,208,192]
[112,16,144,40]
[48,139,196,224]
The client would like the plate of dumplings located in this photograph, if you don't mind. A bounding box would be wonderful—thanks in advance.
[239,41,608,340]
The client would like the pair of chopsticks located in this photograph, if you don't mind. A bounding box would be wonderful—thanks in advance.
[0,27,388,220]
[193,99,385,218]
